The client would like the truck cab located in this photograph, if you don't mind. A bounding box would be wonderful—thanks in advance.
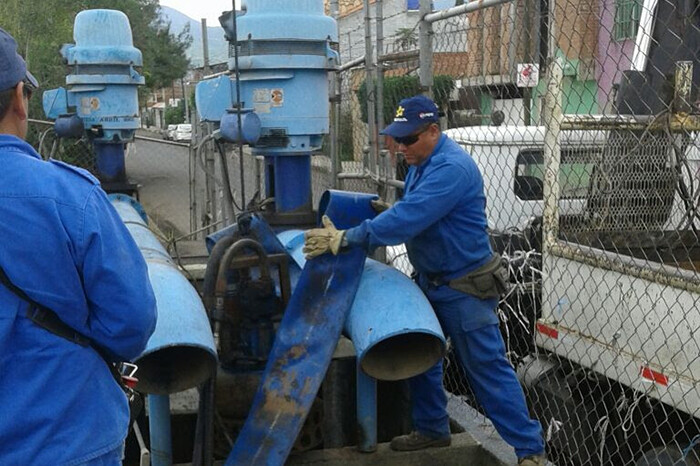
[445,125,606,234]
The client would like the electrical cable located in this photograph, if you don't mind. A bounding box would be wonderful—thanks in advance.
[230,0,247,209]
[215,139,243,213]
[38,128,53,158]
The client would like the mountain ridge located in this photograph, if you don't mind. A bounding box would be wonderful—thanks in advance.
[160,5,229,68]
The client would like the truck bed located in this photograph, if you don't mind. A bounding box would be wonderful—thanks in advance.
[565,229,700,273]
[537,230,700,418]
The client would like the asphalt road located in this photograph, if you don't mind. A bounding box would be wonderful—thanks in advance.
[126,134,263,242]
[126,137,197,237]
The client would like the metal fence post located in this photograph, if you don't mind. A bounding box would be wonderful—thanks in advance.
[204,123,218,234]
[375,0,385,145]
[331,0,341,189]
[419,0,434,96]
[542,56,563,255]
[363,0,378,177]
[375,0,388,200]
[189,113,198,237]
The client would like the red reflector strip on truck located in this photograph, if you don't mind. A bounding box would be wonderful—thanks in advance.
[536,323,558,339]
[641,366,669,386]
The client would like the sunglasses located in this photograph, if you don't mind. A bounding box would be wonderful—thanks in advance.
[21,78,36,100]
[393,125,432,146]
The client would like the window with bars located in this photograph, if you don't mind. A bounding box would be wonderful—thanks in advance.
[614,0,642,41]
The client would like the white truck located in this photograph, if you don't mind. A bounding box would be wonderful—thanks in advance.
[437,124,700,465]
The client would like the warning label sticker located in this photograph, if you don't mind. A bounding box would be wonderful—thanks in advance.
[81,97,100,114]
[271,89,284,107]
[253,88,270,103]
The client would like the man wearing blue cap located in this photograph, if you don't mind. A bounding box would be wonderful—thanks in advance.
[304,95,546,465]
[0,27,157,465]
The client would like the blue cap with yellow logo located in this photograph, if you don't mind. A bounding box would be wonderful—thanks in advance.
[380,94,439,138]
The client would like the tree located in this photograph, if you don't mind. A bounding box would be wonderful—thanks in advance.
[395,27,418,51]
[357,75,455,125]
[0,0,191,103]
[164,100,185,125]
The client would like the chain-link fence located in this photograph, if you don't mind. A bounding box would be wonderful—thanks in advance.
[20,0,700,463]
[26,121,197,244]
[330,0,700,465]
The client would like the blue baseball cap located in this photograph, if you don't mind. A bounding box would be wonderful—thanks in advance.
[380,95,439,138]
[0,27,39,92]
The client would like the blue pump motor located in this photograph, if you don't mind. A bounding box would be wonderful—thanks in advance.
[196,0,339,223]
[42,9,145,185]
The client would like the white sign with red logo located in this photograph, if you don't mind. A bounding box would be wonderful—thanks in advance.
[517,63,540,88]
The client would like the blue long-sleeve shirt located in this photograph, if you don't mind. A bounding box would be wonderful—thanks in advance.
[0,135,157,465]
[345,134,493,280]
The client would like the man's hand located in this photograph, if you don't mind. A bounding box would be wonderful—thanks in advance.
[303,215,346,259]
[371,198,392,214]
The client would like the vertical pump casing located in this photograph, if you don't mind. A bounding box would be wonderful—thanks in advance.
[42,9,144,187]
[43,9,144,143]
[196,0,338,221]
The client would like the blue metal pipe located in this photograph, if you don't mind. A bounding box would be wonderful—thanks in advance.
[278,229,444,454]
[317,189,378,229]
[356,364,377,453]
[319,189,446,381]
[109,194,217,394]
[95,143,126,182]
[279,232,446,381]
[148,394,172,466]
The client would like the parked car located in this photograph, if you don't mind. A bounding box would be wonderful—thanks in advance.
[173,124,192,142]
[163,124,177,140]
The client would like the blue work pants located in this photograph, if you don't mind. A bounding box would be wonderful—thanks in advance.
[409,280,545,458]
[74,444,124,466]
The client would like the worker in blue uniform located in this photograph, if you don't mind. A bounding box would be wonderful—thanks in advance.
[304,95,546,466]
[0,28,157,465]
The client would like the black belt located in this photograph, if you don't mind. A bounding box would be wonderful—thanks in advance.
[424,272,448,288]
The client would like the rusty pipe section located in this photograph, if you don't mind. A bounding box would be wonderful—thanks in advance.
[110,194,217,394]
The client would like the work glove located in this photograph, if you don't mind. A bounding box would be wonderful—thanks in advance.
[371,198,392,214]
[303,215,346,259]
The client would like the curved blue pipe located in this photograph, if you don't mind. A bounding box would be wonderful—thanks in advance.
[278,230,446,381]
[110,194,217,394]
[317,189,378,229]
[317,189,446,380]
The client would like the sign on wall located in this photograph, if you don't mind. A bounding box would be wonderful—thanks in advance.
[516,63,540,88]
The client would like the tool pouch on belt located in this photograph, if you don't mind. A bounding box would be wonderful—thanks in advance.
[0,266,143,425]
[448,254,510,299]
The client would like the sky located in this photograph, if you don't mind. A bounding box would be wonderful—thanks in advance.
[160,0,456,25]
[159,0,241,25]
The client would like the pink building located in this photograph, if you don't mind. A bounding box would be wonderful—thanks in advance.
[595,0,639,112]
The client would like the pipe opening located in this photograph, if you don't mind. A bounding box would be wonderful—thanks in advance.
[135,346,217,394]
[360,332,444,381]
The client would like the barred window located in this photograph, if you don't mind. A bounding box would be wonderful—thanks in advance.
[613,0,642,41]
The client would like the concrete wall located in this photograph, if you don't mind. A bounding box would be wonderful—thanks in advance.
[326,0,467,62]
[331,0,421,62]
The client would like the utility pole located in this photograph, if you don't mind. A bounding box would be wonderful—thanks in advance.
[181,78,190,123]
[202,18,211,76]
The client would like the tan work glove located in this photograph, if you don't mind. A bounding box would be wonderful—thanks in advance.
[371,198,392,213]
[303,215,346,259]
